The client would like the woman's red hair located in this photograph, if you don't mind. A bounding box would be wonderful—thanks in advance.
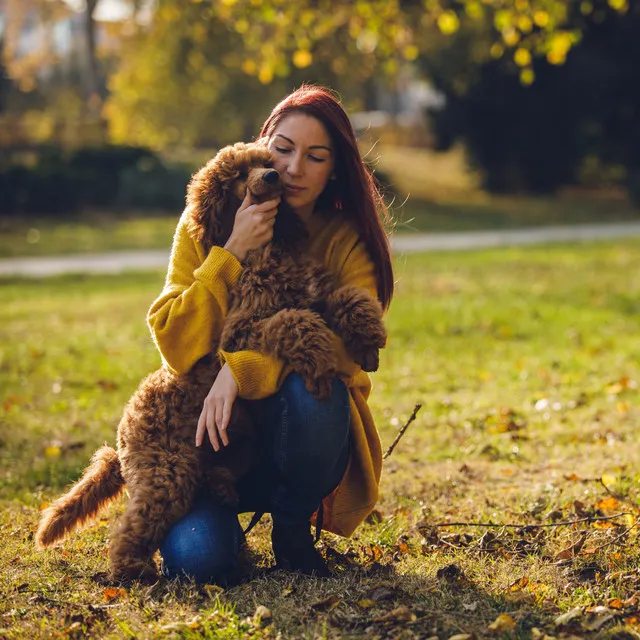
[259,84,394,310]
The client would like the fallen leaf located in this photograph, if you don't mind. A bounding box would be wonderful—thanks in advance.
[281,586,294,597]
[396,541,410,555]
[608,598,624,610]
[462,600,478,611]
[203,584,224,598]
[554,548,573,561]
[357,599,376,608]
[45,446,61,459]
[97,379,119,391]
[373,605,414,623]
[103,587,127,602]
[554,607,583,628]
[437,563,462,580]
[509,576,529,591]
[310,595,341,612]
[487,613,516,633]
[369,545,383,561]
[367,585,397,601]
[504,591,535,604]
[253,605,272,622]
[582,608,614,631]
[573,500,589,517]
[597,496,621,511]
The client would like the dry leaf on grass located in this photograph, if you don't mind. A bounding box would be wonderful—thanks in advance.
[310,595,341,612]
[487,613,516,634]
[102,587,127,602]
[372,605,414,623]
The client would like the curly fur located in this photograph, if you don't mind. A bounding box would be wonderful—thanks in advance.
[35,141,386,583]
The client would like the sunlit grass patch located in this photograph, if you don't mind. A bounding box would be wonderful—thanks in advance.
[2,240,640,637]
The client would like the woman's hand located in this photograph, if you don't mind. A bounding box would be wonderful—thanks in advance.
[224,191,280,261]
[196,363,239,451]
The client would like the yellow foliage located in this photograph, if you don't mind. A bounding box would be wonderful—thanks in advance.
[490,42,504,58]
[580,1,594,15]
[520,68,535,85]
[465,1,484,19]
[258,65,274,84]
[242,59,257,75]
[437,11,460,35]
[608,0,628,12]
[547,31,574,65]
[517,15,533,33]
[402,45,419,61]
[235,18,249,34]
[514,47,531,67]
[533,10,550,27]
[502,28,520,47]
[292,50,313,68]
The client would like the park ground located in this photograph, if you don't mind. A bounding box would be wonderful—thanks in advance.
[2,239,640,639]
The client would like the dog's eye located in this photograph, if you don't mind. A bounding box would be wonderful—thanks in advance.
[264,161,273,168]
[238,171,248,179]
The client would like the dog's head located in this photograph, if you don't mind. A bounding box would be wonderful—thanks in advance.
[185,142,305,253]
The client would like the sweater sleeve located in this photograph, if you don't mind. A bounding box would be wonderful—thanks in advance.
[220,222,383,399]
[147,212,243,375]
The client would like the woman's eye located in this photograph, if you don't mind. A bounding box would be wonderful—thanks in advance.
[274,146,291,154]
[309,155,325,163]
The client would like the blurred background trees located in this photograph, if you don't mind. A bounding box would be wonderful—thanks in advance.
[1,0,639,215]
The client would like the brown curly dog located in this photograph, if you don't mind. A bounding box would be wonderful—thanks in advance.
[35,142,387,582]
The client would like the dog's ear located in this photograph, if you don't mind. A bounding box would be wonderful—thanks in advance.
[185,142,274,251]
[185,144,244,250]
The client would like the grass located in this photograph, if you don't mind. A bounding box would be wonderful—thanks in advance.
[2,240,640,638]
[2,145,639,259]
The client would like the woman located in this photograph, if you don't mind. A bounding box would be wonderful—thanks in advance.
[147,84,394,582]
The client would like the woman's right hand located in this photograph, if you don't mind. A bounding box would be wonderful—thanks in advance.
[224,192,280,261]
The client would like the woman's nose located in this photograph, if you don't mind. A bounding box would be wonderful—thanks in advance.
[287,152,303,176]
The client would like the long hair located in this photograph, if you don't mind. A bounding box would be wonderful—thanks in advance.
[259,84,394,310]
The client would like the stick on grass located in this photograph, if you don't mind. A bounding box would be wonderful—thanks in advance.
[383,403,422,460]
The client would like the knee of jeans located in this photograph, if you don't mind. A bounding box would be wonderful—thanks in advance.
[280,374,350,446]
[278,374,350,484]
[159,504,240,584]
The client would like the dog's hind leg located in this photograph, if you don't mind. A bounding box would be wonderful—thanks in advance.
[322,285,387,372]
[108,471,198,583]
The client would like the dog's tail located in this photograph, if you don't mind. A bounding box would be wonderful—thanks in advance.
[35,446,124,548]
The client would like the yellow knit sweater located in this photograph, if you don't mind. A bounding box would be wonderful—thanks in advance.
[147,209,383,537]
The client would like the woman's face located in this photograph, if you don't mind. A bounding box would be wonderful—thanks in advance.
[267,112,335,219]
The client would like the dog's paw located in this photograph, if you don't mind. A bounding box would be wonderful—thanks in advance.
[110,561,157,585]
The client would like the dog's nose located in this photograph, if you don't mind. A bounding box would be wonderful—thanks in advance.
[262,169,280,184]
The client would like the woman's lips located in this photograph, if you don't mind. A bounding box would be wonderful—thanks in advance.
[284,184,306,193]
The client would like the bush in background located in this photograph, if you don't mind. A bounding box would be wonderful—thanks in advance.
[0,145,193,216]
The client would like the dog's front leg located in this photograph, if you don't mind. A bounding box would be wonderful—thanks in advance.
[254,309,337,399]
[322,285,387,372]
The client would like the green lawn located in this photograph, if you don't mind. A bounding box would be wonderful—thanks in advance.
[2,241,640,638]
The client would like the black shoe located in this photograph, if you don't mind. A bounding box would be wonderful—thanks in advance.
[271,518,331,578]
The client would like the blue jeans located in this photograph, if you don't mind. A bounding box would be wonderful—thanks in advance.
[159,373,351,583]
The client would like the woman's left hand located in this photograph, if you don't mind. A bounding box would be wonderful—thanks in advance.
[196,363,239,451]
